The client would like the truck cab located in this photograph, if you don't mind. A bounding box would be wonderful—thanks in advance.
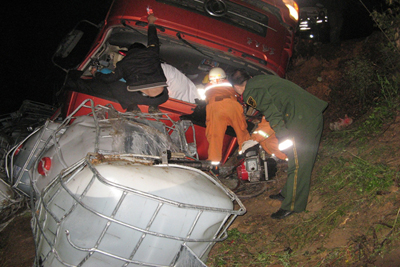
[53,0,299,163]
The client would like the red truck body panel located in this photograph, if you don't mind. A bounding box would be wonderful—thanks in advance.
[61,0,298,164]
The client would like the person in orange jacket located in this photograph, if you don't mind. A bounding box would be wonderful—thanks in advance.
[204,67,250,170]
[251,117,288,161]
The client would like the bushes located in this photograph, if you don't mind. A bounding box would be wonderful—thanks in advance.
[371,0,400,95]
[343,56,377,110]
[371,0,400,51]
[340,0,400,116]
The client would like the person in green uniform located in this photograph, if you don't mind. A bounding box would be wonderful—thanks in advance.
[229,69,328,219]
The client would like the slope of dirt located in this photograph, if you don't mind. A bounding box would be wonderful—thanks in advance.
[206,32,400,266]
[210,111,400,266]
[0,211,35,267]
[1,32,399,267]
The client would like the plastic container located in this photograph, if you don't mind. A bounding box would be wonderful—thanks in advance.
[33,155,245,266]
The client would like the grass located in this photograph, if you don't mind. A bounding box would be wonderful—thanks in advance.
[209,147,400,266]
[316,152,395,194]
[209,228,297,266]
[207,91,400,266]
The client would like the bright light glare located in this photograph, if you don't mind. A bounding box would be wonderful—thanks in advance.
[278,139,293,151]
[283,0,299,21]
[197,86,206,100]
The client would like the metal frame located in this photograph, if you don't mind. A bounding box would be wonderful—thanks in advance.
[32,154,245,266]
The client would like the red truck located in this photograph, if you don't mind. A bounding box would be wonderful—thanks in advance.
[5,1,299,266]
[54,0,298,163]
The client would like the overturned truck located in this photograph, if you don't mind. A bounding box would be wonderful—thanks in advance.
[1,0,298,266]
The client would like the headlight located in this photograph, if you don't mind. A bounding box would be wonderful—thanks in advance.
[282,0,299,21]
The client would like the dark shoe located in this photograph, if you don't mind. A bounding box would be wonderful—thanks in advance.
[269,193,285,201]
[126,104,141,113]
[148,105,161,113]
[271,208,295,219]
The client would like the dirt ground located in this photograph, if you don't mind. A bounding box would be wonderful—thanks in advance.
[0,209,34,267]
[207,33,400,266]
[1,33,400,266]
[211,110,400,266]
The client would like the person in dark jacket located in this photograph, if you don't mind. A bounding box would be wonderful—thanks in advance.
[229,69,328,220]
[92,14,167,113]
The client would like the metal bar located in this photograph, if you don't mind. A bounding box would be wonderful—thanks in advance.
[78,191,128,266]
[52,157,239,243]
[10,123,47,188]
[124,202,164,267]
[65,231,168,267]
[90,159,244,214]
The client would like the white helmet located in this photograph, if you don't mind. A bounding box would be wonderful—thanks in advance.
[208,67,226,81]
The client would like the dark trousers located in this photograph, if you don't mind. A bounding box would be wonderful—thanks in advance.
[110,81,168,109]
[280,114,324,212]
[65,78,168,110]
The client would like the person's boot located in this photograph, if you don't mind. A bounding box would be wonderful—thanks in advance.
[269,192,285,201]
[148,105,161,113]
[271,208,295,219]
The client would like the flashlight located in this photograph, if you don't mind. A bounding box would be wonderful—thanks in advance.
[147,6,153,15]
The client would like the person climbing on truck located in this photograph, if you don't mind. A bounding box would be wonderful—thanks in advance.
[91,13,167,113]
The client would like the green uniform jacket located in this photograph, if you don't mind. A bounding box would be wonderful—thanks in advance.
[243,75,328,139]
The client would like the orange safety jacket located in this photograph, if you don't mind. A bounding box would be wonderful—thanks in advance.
[205,80,250,162]
[251,117,287,160]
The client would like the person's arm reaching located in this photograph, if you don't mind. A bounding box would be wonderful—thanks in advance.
[147,14,160,54]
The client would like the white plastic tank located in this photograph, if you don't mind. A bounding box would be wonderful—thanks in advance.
[31,114,180,195]
[33,155,245,266]
[10,120,62,195]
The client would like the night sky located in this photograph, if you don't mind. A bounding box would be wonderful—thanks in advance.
[1,0,386,115]
[2,0,112,115]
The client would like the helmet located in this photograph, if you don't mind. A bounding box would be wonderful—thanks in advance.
[209,67,226,81]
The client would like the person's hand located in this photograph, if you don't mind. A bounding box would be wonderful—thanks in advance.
[240,140,259,154]
[148,14,157,24]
